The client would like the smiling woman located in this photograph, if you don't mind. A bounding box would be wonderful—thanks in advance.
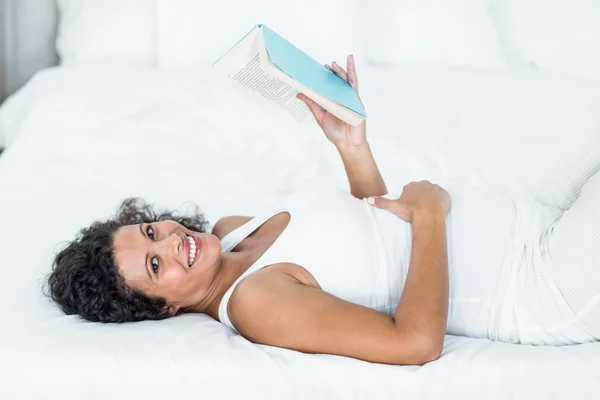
[43,197,211,323]
[111,215,230,318]
[40,53,600,367]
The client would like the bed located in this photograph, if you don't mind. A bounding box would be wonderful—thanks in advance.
[1,1,600,399]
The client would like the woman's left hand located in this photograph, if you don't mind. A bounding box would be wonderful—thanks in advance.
[296,54,366,148]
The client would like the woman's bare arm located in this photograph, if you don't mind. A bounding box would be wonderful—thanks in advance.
[296,55,387,200]
[393,212,449,351]
[229,268,442,366]
[336,140,388,199]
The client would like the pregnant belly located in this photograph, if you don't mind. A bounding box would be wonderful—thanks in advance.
[372,185,518,338]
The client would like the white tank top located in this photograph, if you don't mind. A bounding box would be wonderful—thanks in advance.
[217,185,524,340]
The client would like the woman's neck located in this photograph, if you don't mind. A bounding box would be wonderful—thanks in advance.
[191,250,254,320]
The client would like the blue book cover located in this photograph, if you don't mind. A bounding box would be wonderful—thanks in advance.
[214,24,366,118]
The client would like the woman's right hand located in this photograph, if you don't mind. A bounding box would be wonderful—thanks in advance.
[367,181,451,223]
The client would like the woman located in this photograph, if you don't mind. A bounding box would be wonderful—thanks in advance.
[45,55,600,366]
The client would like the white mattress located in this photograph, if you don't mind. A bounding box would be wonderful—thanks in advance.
[0,64,599,399]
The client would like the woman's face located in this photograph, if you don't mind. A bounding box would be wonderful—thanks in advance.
[113,220,222,315]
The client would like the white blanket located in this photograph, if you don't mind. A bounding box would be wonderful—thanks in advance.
[0,65,599,399]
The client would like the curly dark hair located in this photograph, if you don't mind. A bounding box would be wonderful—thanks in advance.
[42,198,210,323]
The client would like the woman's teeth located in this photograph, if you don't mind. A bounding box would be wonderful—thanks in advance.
[187,235,197,266]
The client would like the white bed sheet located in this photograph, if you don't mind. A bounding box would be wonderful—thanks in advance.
[0,65,599,399]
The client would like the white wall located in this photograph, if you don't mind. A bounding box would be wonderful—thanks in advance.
[0,0,58,99]
[0,0,10,102]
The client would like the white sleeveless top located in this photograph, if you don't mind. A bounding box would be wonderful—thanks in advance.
[217,185,527,341]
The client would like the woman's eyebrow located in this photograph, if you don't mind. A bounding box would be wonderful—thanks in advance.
[138,223,152,282]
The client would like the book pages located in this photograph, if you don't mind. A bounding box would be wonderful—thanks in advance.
[232,53,309,123]
[212,27,310,126]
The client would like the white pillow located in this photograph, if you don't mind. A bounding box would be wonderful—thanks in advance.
[56,0,158,66]
[364,0,509,70]
[496,0,600,83]
[156,0,367,71]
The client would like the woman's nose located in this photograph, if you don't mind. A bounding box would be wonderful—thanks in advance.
[156,233,183,260]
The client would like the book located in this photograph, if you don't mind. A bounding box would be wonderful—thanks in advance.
[212,24,366,127]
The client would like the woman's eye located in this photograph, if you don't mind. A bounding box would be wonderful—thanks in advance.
[146,225,155,240]
[151,256,159,274]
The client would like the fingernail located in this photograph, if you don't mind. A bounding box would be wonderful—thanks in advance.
[367,197,375,205]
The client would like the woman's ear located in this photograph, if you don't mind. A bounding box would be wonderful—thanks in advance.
[165,303,180,317]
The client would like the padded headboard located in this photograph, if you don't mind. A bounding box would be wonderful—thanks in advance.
[0,0,59,100]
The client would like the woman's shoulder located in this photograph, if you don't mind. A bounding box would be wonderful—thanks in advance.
[211,215,254,240]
